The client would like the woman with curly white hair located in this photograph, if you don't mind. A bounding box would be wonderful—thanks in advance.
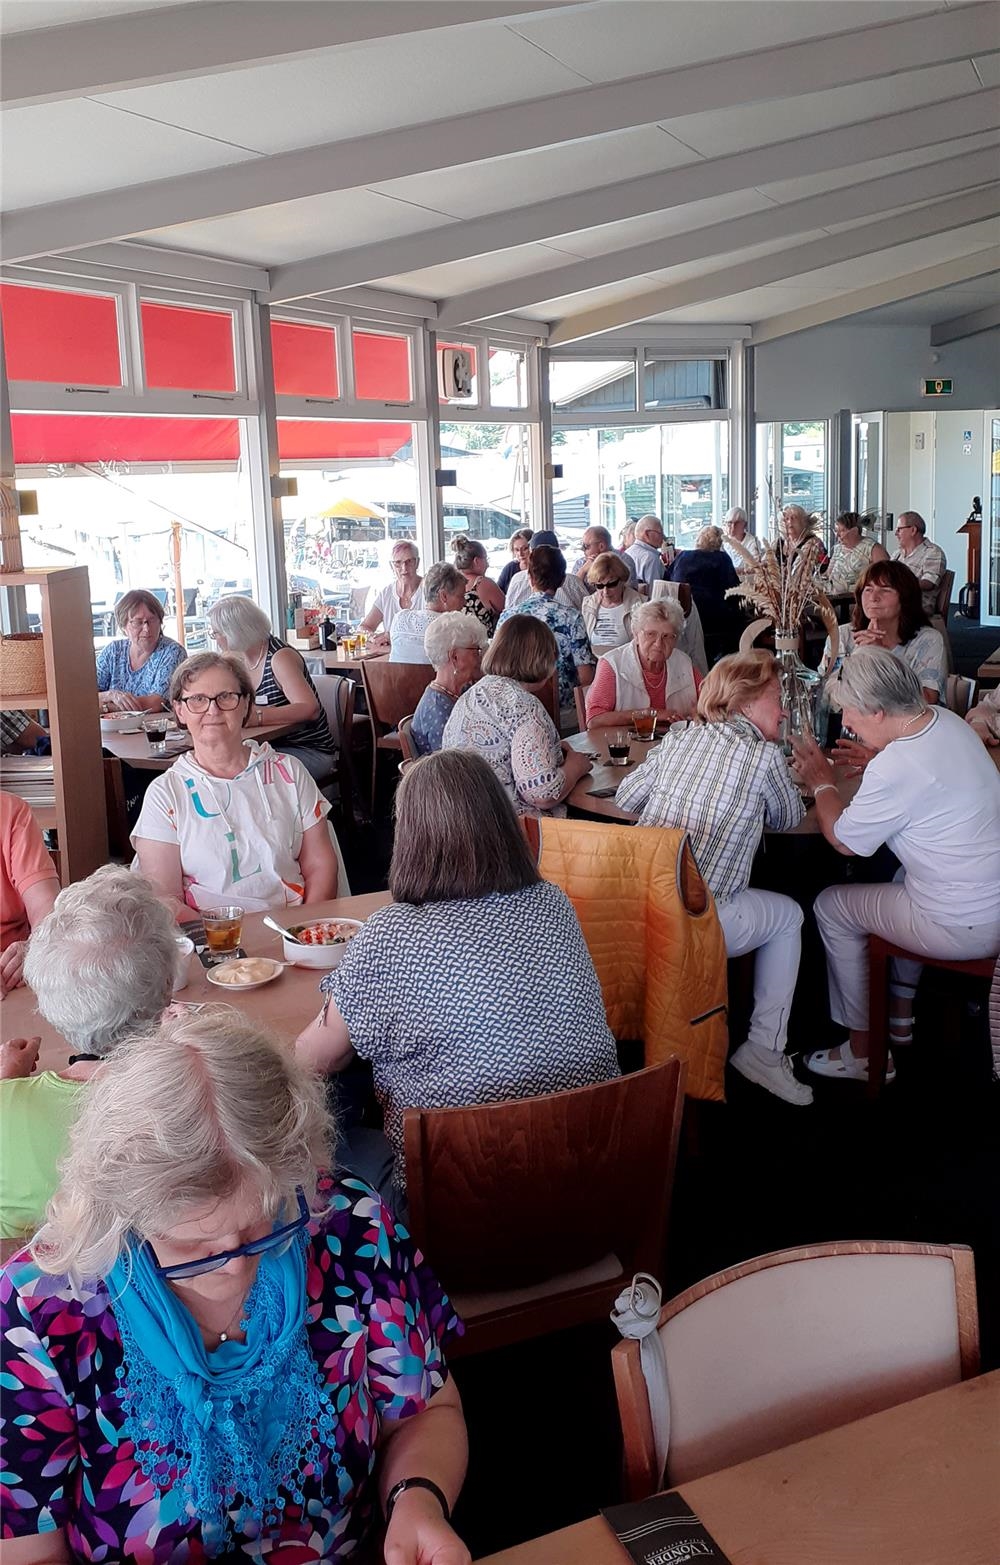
[0,1009,469,1565]
[585,596,699,729]
[409,611,488,755]
[208,594,335,781]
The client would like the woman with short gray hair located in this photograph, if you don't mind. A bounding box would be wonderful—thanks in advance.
[409,611,488,755]
[3,1009,470,1563]
[793,647,1000,1085]
[586,595,699,729]
[389,560,466,664]
[1,866,179,1240]
[208,595,334,780]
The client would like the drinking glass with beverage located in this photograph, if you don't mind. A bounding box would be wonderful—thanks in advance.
[607,730,632,767]
[144,715,169,754]
[632,709,658,742]
[202,906,244,959]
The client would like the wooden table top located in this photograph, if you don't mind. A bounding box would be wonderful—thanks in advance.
[976,644,1000,682]
[477,1371,1000,1565]
[6,892,391,1073]
[308,647,390,676]
[565,729,860,832]
[100,717,299,770]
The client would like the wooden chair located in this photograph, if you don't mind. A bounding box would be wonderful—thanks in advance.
[404,1059,686,1358]
[312,672,366,823]
[931,568,955,674]
[535,670,560,729]
[574,684,589,732]
[613,1239,979,1499]
[945,673,976,716]
[103,756,130,860]
[360,659,434,815]
[397,714,417,763]
[866,934,998,1098]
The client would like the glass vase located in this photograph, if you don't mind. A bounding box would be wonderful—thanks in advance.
[774,631,820,753]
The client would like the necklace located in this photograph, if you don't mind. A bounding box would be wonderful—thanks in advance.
[212,1290,251,1346]
[897,711,929,739]
[245,645,267,674]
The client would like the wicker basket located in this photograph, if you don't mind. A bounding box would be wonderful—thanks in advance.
[0,633,47,700]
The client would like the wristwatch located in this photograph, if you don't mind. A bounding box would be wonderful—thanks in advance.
[384,1476,450,1525]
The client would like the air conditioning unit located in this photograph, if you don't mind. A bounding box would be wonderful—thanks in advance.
[438,347,474,401]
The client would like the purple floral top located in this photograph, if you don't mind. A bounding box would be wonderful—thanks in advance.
[0,1177,461,1561]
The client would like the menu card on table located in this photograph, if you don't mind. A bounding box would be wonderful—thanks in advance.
[602,1492,732,1565]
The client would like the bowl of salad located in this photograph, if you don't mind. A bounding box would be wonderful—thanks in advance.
[282,918,362,969]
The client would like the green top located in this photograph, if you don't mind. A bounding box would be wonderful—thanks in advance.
[0,1071,87,1240]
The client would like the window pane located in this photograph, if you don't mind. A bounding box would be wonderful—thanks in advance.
[551,423,728,551]
[756,421,827,537]
[439,422,531,569]
[14,414,254,654]
[271,319,339,398]
[141,301,237,392]
[353,331,412,402]
[643,357,727,410]
[279,421,417,618]
[0,282,122,386]
[489,346,527,409]
[549,358,634,413]
[438,341,478,405]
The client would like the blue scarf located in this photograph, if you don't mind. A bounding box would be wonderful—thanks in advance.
[107,1238,344,1555]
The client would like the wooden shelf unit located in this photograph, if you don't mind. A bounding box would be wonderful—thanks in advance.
[1,566,108,881]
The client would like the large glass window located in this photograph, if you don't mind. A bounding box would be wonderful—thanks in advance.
[549,357,635,413]
[13,414,255,650]
[439,422,532,574]
[489,347,528,409]
[551,423,728,553]
[279,420,418,617]
[1,282,123,387]
[643,356,726,410]
[755,421,828,539]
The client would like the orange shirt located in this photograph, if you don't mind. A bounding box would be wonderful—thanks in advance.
[1,792,58,951]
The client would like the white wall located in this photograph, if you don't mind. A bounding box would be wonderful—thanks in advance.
[755,323,1000,420]
[879,409,985,579]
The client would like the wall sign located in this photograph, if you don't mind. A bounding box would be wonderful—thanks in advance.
[921,378,953,397]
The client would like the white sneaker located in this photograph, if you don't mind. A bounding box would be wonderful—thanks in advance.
[805,1044,896,1084]
[729,1042,814,1106]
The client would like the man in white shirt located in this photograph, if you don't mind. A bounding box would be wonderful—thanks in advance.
[893,512,946,617]
[505,530,587,611]
[625,515,666,594]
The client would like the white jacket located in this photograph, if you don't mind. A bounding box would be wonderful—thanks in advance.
[581,586,644,652]
[601,640,698,715]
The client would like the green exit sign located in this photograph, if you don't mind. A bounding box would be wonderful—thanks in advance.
[922,378,953,397]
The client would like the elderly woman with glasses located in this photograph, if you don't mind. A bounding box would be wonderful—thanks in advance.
[208,595,335,782]
[585,597,699,729]
[410,611,488,756]
[792,648,1000,1086]
[0,1009,469,1565]
[97,587,187,714]
[133,652,340,920]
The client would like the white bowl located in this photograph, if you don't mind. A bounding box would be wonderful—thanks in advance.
[172,935,195,992]
[101,713,142,732]
[282,917,363,969]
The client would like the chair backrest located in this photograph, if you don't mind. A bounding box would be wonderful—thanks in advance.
[613,1239,979,1497]
[935,568,955,620]
[397,714,416,763]
[361,659,435,735]
[574,685,588,731]
[535,670,560,728]
[404,1060,685,1295]
[311,672,352,749]
[651,579,692,617]
[945,673,976,716]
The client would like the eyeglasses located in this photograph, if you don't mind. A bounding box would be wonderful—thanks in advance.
[127,616,158,628]
[149,1188,310,1280]
[175,691,245,713]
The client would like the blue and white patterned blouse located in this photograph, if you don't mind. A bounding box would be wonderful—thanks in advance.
[442,674,566,817]
[497,592,596,708]
[411,686,456,755]
[96,634,187,700]
[321,883,619,1192]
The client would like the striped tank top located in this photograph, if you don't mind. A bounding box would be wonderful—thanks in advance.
[254,634,335,753]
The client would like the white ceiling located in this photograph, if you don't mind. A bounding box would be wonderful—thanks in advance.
[1,0,998,346]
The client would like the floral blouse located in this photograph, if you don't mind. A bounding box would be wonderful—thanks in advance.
[824,624,947,702]
[497,594,596,709]
[827,535,879,593]
[442,674,567,817]
[96,634,187,699]
[0,1177,460,1562]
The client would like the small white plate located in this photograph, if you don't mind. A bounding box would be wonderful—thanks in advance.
[206,957,284,991]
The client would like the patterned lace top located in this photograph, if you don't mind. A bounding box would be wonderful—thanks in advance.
[0,1177,459,1562]
[442,674,567,817]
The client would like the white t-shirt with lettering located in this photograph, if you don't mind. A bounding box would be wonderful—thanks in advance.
[833,708,1000,926]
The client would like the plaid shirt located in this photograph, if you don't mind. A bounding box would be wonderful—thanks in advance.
[0,710,32,753]
[615,716,804,902]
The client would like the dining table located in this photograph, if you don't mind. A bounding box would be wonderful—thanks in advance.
[305,646,390,678]
[476,1370,1000,1565]
[100,715,301,770]
[5,892,391,1075]
[565,727,861,830]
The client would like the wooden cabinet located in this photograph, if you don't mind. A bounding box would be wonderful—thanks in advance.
[1,566,108,881]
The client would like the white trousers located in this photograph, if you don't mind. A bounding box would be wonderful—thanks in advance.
[717,889,803,1054]
[814,879,1000,1033]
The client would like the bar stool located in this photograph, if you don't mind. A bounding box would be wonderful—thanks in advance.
[867,935,998,1099]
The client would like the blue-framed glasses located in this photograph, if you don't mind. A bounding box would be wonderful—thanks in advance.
[149,1188,310,1280]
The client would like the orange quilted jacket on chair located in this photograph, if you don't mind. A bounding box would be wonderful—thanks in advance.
[529,817,729,1101]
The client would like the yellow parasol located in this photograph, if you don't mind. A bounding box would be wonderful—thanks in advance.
[317,498,385,520]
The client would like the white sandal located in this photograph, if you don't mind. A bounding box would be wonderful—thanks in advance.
[806,1044,896,1084]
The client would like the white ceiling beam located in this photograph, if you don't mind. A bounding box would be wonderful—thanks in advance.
[267,89,1000,304]
[929,302,1000,343]
[5,5,998,265]
[439,145,1000,326]
[1,1,586,110]
[17,241,269,292]
[751,248,1000,344]
[547,187,1000,344]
